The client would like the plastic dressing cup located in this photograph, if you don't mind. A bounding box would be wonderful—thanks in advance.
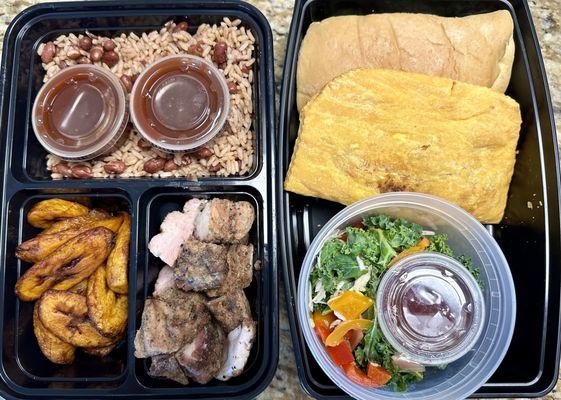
[377,252,485,366]
[32,64,129,161]
[130,55,230,152]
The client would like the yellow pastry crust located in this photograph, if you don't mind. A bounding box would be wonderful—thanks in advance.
[284,68,521,223]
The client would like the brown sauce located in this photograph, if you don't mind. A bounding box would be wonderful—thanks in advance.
[131,56,228,149]
[32,65,128,160]
[38,73,114,144]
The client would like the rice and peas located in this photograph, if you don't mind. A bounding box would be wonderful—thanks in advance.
[38,18,256,179]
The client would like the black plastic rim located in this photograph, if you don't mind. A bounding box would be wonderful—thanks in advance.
[277,0,561,398]
[0,1,279,399]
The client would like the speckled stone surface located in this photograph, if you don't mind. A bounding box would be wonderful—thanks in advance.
[1,0,560,399]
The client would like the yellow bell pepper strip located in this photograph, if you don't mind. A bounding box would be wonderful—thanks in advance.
[388,236,430,267]
[325,319,372,347]
[327,291,374,320]
[312,311,337,344]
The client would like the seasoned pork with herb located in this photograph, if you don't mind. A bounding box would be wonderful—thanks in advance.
[174,239,228,291]
[207,244,253,297]
[194,199,254,243]
[149,353,190,385]
[134,288,209,358]
[207,290,252,332]
[175,320,228,384]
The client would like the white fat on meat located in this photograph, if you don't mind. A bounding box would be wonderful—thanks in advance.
[148,198,204,266]
[215,320,256,381]
[153,266,175,296]
[194,200,211,241]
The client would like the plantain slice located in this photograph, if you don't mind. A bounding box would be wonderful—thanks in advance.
[106,213,130,294]
[87,265,128,337]
[38,290,116,347]
[69,279,89,296]
[82,343,118,357]
[33,302,76,364]
[27,199,90,229]
[15,227,114,301]
[40,209,110,236]
[83,330,124,357]
[16,214,123,263]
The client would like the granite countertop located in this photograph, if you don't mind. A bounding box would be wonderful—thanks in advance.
[1,0,561,399]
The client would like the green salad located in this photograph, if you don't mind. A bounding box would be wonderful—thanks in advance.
[310,215,481,391]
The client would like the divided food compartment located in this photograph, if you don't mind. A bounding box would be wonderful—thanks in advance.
[0,1,277,399]
[278,0,561,398]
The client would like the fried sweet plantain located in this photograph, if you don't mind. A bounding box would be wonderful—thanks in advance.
[33,302,76,364]
[87,265,128,337]
[38,290,116,347]
[40,209,110,236]
[106,213,130,294]
[82,343,118,357]
[15,227,114,301]
[82,330,123,357]
[27,199,90,229]
[16,214,123,263]
[69,279,89,296]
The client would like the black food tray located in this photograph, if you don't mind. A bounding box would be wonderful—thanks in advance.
[278,0,561,398]
[0,1,278,399]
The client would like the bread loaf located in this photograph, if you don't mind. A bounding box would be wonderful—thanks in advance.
[297,11,515,111]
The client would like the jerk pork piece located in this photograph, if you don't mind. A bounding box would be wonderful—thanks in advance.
[216,320,256,381]
[149,353,190,385]
[134,288,209,358]
[207,244,254,297]
[174,239,228,291]
[148,198,204,266]
[175,320,227,384]
[194,199,255,244]
[207,290,252,332]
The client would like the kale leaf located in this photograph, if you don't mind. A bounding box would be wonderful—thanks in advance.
[363,215,423,250]
[360,318,424,392]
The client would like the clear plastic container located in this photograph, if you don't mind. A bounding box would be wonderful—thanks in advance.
[377,252,485,366]
[296,192,516,400]
[32,64,129,161]
[130,55,230,152]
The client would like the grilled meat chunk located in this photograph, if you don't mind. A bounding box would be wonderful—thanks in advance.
[149,354,189,385]
[175,320,227,384]
[207,290,252,332]
[148,199,204,266]
[207,244,254,297]
[174,239,228,291]
[194,199,255,244]
[134,288,209,358]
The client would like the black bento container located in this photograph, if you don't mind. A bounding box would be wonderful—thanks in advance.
[0,1,278,399]
[278,0,560,398]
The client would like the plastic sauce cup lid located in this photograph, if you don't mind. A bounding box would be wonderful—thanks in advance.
[32,64,128,161]
[130,55,230,152]
[376,252,485,365]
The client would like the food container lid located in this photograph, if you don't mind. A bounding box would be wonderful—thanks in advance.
[130,54,230,152]
[32,64,129,161]
[376,252,485,365]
